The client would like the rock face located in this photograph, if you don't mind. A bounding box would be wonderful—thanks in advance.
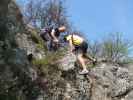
[37,53,133,100]
[53,60,133,100]
[58,52,76,71]
[1,0,133,100]
[90,63,133,100]
[0,0,40,100]
[15,32,45,60]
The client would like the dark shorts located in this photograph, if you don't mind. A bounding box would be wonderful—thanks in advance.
[74,41,88,54]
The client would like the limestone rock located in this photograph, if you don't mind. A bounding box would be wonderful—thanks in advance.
[58,52,76,71]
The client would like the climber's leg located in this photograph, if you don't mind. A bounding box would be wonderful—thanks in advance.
[52,41,59,51]
[77,53,89,74]
[48,40,53,51]
[75,42,89,74]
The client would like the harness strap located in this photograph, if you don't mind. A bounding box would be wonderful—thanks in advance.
[71,33,74,45]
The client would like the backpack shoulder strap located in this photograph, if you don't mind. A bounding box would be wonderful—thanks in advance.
[71,33,74,45]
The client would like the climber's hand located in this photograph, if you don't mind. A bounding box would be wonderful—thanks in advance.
[93,58,97,62]
[70,48,75,53]
[92,58,97,65]
[53,39,59,43]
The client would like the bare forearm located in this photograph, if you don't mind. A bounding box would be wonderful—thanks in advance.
[69,40,74,51]
[51,29,57,40]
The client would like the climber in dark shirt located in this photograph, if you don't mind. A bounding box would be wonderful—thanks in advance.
[40,26,66,51]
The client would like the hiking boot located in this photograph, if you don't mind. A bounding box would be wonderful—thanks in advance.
[79,69,89,75]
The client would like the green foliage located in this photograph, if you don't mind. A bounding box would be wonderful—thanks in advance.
[102,33,131,62]
[33,49,66,66]
[88,33,133,63]
[30,30,41,44]
[30,29,47,51]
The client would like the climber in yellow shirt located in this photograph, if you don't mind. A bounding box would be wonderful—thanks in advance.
[64,33,95,74]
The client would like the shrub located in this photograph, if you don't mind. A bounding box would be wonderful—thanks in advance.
[102,33,132,62]
[32,48,66,66]
[30,29,47,51]
[88,33,133,63]
[30,30,41,44]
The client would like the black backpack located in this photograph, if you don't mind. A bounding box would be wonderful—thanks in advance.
[40,27,53,41]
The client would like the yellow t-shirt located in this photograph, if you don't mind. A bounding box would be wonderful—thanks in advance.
[66,35,84,45]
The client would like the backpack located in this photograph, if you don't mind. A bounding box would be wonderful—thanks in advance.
[40,27,53,41]
[71,33,85,45]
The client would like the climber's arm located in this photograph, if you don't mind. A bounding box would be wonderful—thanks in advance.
[51,29,58,42]
[68,40,74,52]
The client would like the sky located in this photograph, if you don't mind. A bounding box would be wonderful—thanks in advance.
[16,0,133,42]
[65,0,133,41]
